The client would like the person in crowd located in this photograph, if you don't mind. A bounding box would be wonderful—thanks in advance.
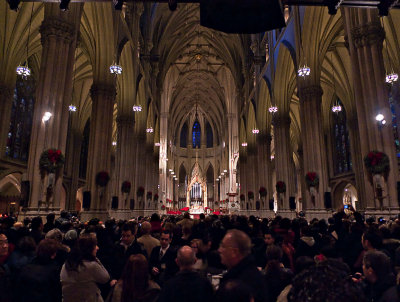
[30,216,45,244]
[60,235,110,302]
[110,254,160,302]
[295,225,318,260]
[158,246,214,302]
[150,213,162,238]
[216,280,254,302]
[149,231,178,286]
[5,235,36,276]
[43,212,56,233]
[217,229,267,302]
[137,221,160,257]
[264,245,293,302]
[190,238,205,271]
[288,262,365,302]
[64,229,78,249]
[0,233,11,302]
[362,250,400,302]
[46,228,70,265]
[14,238,62,302]
[56,210,70,228]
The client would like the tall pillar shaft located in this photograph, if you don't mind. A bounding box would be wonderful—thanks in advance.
[298,85,329,209]
[343,7,399,209]
[86,83,116,211]
[0,85,14,158]
[27,4,82,210]
[273,115,295,209]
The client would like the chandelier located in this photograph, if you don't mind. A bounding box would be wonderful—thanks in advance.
[16,65,31,78]
[146,127,154,133]
[268,106,278,113]
[68,105,77,112]
[386,72,398,84]
[17,3,35,79]
[109,64,122,75]
[241,142,248,147]
[298,65,311,77]
[252,128,259,134]
[132,105,142,112]
[154,142,161,147]
[331,104,342,113]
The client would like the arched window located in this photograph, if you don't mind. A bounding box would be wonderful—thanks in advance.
[192,121,201,148]
[6,75,36,161]
[332,99,352,174]
[206,122,213,148]
[180,123,188,148]
[79,120,90,179]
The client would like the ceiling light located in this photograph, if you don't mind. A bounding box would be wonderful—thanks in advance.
[16,65,31,78]
[155,142,160,147]
[146,127,154,133]
[110,64,122,75]
[42,112,52,123]
[298,65,311,77]
[376,113,384,122]
[241,142,248,147]
[268,106,278,113]
[331,105,342,113]
[112,141,117,146]
[386,72,398,84]
[132,105,142,112]
[68,105,77,112]
[252,128,259,134]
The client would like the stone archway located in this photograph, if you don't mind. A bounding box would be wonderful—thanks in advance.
[332,181,358,210]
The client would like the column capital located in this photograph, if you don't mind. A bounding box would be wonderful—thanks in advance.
[351,22,384,49]
[0,84,14,99]
[298,85,323,100]
[40,17,75,45]
[90,83,116,100]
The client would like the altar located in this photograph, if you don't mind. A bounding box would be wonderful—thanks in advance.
[187,159,207,214]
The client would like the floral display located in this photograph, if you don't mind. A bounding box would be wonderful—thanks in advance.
[364,151,390,176]
[305,172,319,187]
[96,171,110,187]
[259,186,267,197]
[39,148,65,175]
[121,181,131,193]
[276,181,286,193]
[248,191,254,199]
[137,186,145,197]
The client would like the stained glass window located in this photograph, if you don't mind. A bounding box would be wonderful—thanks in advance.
[192,121,201,148]
[6,75,35,161]
[206,122,213,148]
[332,99,352,175]
[389,92,400,159]
[180,123,188,148]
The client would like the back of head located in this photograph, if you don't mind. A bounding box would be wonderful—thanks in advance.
[46,213,55,222]
[177,246,196,269]
[227,229,251,257]
[121,254,149,301]
[217,280,253,302]
[37,238,59,262]
[45,228,63,243]
[363,250,392,280]
[141,221,151,235]
[17,236,37,253]
[288,263,365,302]
[363,229,383,249]
[31,216,43,230]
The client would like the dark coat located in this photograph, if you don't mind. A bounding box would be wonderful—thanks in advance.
[14,257,61,302]
[217,255,267,302]
[158,270,214,302]
[149,246,179,286]
[110,240,147,279]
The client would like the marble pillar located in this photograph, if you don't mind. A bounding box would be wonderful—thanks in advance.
[298,85,329,210]
[343,7,399,210]
[27,4,82,212]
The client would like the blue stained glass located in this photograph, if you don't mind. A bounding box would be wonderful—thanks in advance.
[389,92,400,159]
[192,121,201,148]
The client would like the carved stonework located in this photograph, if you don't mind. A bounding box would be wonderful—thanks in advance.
[40,17,75,45]
[298,85,323,101]
[90,83,117,100]
[351,22,384,49]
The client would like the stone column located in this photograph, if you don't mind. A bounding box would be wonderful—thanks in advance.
[65,128,82,211]
[298,85,329,210]
[257,134,272,211]
[273,114,295,210]
[343,7,399,210]
[0,85,14,158]
[84,83,116,218]
[27,4,82,212]
[134,134,146,211]
[115,115,135,211]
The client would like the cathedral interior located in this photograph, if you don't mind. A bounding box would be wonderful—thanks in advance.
[0,0,400,220]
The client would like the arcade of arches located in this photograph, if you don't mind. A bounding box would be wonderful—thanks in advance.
[1,2,400,220]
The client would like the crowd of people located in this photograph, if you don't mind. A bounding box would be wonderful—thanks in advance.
[1,210,400,302]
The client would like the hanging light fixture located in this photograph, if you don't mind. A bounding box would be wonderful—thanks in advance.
[109,11,122,75]
[132,105,142,112]
[329,49,342,113]
[241,142,248,147]
[382,17,398,84]
[68,105,77,112]
[42,112,52,123]
[16,3,35,79]
[332,104,342,113]
[297,22,310,78]
[252,128,259,134]
[154,142,161,147]
[268,106,278,113]
[112,141,117,146]
[146,127,154,133]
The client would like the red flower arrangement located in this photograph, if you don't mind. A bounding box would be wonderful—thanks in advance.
[305,172,319,187]
[180,207,189,212]
[96,171,110,187]
[161,205,166,210]
[276,181,286,193]
[364,151,390,177]
[248,191,254,199]
[259,187,267,197]
[137,186,145,197]
[154,194,159,201]
[39,148,65,175]
[121,181,131,193]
